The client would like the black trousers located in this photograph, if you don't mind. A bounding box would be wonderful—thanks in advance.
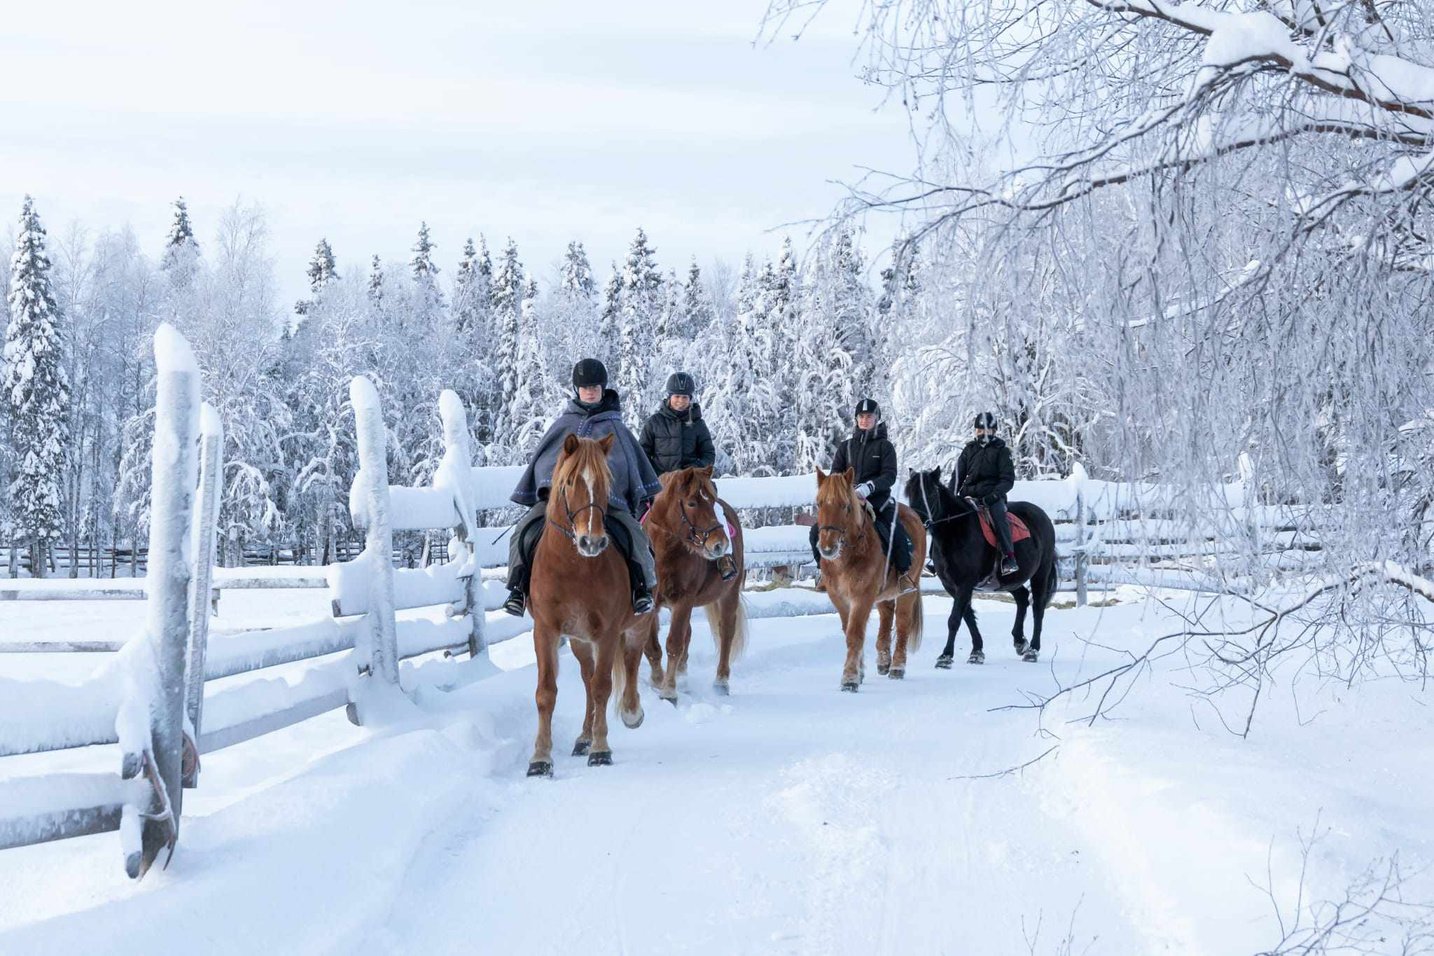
[986,497,1015,556]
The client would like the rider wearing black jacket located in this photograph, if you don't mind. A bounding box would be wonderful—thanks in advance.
[639,372,716,475]
[949,411,1019,575]
[809,398,912,574]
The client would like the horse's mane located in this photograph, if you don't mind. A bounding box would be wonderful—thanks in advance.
[663,467,718,504]
[549,436,612,517]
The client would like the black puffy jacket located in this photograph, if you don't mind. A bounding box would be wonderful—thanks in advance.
[831,423,898,509]
[640,402,716,475]
[950,437,1016,502]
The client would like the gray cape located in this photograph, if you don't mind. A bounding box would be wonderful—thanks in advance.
[510,389,662,515]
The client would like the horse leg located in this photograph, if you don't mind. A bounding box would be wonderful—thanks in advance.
[587,636,618,766]
[961,588,986,664]
[659,604,692,703]
[875,600,894,676]
[643,613,664,688]
[712,589,742,696]
[1011,585,1030,657]
[528,623,560,777]
[840,598,873,692]
[618,629,646,729]
[569,638,596,756]
[1026,559,1051,663]
[891,590,919,679]
[937,598,962,669]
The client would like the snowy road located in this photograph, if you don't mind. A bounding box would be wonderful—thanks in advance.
[4,592,1432,954]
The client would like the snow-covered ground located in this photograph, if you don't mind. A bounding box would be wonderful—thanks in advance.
[2,587,1431,954]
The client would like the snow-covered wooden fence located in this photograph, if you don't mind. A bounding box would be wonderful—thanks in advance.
[0,361,512,876]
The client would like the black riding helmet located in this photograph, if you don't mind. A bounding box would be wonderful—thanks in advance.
[572,358,608,390]
[855,398,880,418]
[665,371,696,397]
[974,411,997,445]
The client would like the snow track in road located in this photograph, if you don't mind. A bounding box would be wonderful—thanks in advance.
[4,593,1431,955]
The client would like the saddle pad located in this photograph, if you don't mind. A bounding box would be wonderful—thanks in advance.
[978,510,1032,549]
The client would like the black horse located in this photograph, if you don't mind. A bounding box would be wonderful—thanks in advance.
[904,467,1059,665]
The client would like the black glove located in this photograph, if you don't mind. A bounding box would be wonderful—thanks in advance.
[982,493,1001,506]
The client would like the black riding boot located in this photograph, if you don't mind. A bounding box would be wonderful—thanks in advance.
[988,498,1018,575]
[503,564,527,616]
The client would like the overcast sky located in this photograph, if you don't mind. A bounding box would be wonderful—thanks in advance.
[0,0,919,302]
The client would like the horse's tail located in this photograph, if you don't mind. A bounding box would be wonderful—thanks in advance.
[1046,554,1059,610]
[906,585,924,655]
[704,593,748,663]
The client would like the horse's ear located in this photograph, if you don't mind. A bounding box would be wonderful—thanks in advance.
[698,465,714,480]
[658,470,679,489]
[842,467,855,485]
[928,465,942,480]
[816,468,827,484]
[597,433,616,454]
[562,433,580,455]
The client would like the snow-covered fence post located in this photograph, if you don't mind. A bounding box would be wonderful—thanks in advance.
[436,390,486,657]
[182,403,223,784]
[348,376,400,700]
[118,323,200,879]
[1072,462,1089,607]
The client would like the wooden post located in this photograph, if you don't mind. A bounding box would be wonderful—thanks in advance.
[437,390,486,657]
[182,403,223,787]
[123,323,200,879]
[349,376,400,692]
[1072,462,1089,608]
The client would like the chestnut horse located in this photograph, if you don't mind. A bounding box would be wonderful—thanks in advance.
[814,467,928,691]
[525,433,648,777]
[641,466,748,702]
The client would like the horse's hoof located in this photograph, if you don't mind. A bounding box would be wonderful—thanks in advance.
[840,681,860,693]
[527,761,553,778]
[887,668,905,680]
[587,751,613,767]
[1022,649,1039,663]
[660,692,678,707]
[621,707,644,729]
[876,662,890,676]
[712,680,730,697]
[1014,638,1030,656]
[935,655,954,669]
[967,650,986,665]
[571,740,590,757]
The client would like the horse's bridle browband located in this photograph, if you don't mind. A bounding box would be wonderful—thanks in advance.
[548,485,606,543]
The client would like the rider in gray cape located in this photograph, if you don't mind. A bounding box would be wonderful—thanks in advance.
[503,358,662,617]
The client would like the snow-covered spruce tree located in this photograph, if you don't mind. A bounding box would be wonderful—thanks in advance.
[680,257,715,342]
[548,240,601,376]
[616,227,663,424]
[295,238,337,316]
[794,233,862,472]
[410,221,444,319]
[700,255,757,474]
[597,263,621,370]
[491,238,525,459]
[509,277,551,456]
[4,197,71,577]
[873,233,920,411]
[160,196,201,290]
[452,236,499,450]
[366,254,385,311]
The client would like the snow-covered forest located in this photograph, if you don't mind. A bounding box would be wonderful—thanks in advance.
[0,197,934,573]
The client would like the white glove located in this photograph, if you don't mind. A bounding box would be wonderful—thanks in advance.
[855,482,874,499]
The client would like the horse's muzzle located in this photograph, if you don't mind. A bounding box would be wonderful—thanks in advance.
[576,534,609,558]
[818,544,842,561]
[703,537,730,560]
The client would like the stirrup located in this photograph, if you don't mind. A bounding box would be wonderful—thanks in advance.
[632,589,655,615]
[502,587,526,617]
[999,555,1019,576]
[716,555,738,581]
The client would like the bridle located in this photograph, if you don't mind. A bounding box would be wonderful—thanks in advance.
[677,497,724,551]
[548,481,606,543]
[816,487,865,552]
[915,473,971,531]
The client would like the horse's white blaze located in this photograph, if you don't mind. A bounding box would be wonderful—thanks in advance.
[582,467,600,538]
